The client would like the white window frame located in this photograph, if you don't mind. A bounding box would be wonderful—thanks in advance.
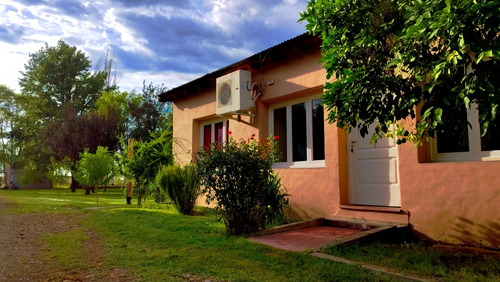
[200,119,229,148]
[429,103,500,162]
[269,95,325,168]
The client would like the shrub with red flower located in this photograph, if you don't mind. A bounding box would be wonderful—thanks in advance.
[196,134,288,235]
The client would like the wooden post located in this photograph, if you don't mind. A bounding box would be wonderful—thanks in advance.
[126,138,134,204]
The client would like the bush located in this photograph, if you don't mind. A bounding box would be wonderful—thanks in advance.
[124,130,173,205]
[196,135,289,235]
[155,164,201,215]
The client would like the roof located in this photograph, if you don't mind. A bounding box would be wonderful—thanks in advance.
[158,32,320,102]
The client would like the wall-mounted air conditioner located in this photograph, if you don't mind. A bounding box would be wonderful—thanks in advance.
[216,70,254,115]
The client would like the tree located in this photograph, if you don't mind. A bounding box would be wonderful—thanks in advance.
[127,81,171,142]
[74,147,114,200]
[41,104,122,192]
[16,40,107,179]
[19,40,106,119]
[299,0,500,144]
[46,157,72,189]
[0,86,20,172]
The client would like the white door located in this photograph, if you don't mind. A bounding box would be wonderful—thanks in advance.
[349,124,401,207]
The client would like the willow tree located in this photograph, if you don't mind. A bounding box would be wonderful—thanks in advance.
[300,0,500,144]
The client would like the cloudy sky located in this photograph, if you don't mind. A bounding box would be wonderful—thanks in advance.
[0,0,309,93]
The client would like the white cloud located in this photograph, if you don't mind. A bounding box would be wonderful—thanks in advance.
[118,70,203,93]
[103,8,154,57]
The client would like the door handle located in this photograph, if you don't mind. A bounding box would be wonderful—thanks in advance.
[351,141,357,152]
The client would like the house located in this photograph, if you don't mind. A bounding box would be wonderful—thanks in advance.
[159,33,500,249]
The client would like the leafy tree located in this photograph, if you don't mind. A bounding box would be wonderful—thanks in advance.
[0,86,21,172]
[74,146,114,200]
[41,104,122,191]
[46,157,72,188]
[300,0,500,144]
[15,40,107,179]
[128,81,171,142]
[19,40,106,119]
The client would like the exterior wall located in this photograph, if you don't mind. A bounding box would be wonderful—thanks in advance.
[398,144,500,248]
[170,43,500,248]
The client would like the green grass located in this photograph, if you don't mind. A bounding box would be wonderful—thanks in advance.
[0,189,382,281]
[323,231,500,281]
[41,228,89,270]
[0,188,126,214]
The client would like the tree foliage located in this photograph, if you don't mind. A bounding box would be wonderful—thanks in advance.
[15,40,107,176]
[42,103,122,163]
[125,130,173,205]
[46,157,73,188]
[19,40,106,118]
[0,85,22,170]
[127,81,171,142]
[74,146,114,199]
[300,0,500,144]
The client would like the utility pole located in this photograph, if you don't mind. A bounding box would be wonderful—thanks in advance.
[126,138,134,204]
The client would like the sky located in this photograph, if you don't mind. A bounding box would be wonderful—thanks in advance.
[0,0,310,93]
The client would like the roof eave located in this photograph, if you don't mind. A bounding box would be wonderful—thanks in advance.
[158,32,319,103]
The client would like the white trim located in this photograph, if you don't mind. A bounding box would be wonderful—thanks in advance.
[269,94,326,168]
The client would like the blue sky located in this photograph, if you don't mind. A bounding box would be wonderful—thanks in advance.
[0,0,309,93]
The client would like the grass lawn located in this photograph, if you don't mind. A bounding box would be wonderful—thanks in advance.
[323,229,500,281]
[0,189,382,281]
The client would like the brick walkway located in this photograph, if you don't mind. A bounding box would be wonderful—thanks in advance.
[248,226,363,252]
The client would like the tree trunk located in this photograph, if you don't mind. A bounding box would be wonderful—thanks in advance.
[84,186,91,195]
[70,176,81,193]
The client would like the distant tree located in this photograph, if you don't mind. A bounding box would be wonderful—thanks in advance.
[46,157,73,189]
[0,85,20,172]
[74,146,114,200]
[19,40,106,119]
[16,40,107,178]
[300,0,500,144]
[128,81,171,142]
[42,104,122,192]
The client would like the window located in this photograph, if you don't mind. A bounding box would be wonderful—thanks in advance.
[269,96,325,168]
[200,120,229,149]
[429,61,500,162]
[430,104,500,161]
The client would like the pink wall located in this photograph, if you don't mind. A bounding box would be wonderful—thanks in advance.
[398,144,500,248]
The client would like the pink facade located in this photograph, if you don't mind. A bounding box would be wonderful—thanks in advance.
[160,34,500,248]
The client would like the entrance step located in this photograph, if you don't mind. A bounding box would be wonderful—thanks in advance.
[248,217,403,252]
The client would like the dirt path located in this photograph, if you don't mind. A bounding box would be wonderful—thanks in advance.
[0,197,136,282]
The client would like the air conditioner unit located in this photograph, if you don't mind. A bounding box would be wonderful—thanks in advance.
[216,70,254,115]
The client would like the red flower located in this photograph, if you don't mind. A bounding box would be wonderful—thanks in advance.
[228,131,232,135]
[274,136,279,140]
